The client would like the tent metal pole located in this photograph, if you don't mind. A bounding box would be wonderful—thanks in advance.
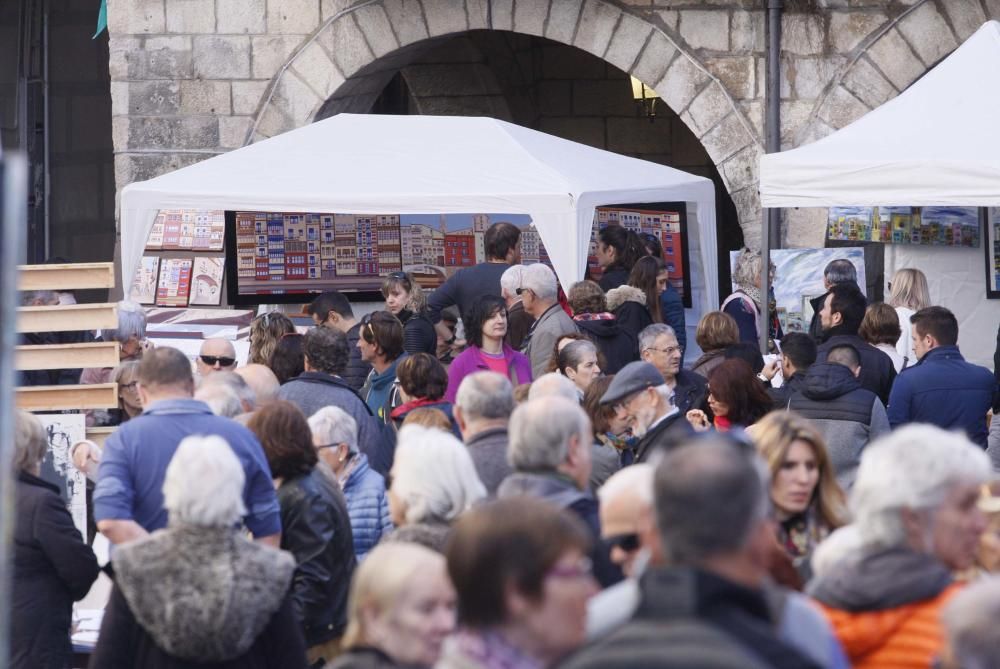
[762,0,784,354]
[0,154,27,666]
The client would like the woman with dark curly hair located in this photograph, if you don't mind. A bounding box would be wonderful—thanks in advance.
[268,333,305,384]
[687,359,773,431]
[444,295,532,403]
[247,401,356,665]
[249,311,296,366]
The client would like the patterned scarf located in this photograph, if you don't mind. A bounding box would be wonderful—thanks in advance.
[573,312,616,321]
[777,507,830,563]
[448,628,544,669]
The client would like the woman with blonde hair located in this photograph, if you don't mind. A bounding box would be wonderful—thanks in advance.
[249,311,296,366]
[382,271,436,355]
[331,542,456,669]
[887,268,930,363]
[753,410,848,582]
[723,248,782,346]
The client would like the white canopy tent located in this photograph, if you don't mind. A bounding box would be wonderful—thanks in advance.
[759,20,1000,207]
[120,114,718,320]
[758,20,1000,367]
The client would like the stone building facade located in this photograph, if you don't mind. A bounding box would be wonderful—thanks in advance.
[108,0,995,251]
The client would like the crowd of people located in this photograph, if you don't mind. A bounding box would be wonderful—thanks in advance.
[12,220,1000,669]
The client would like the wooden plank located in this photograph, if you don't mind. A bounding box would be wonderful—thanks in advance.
[16,384,118,411]
[86,426,116,448]
[17,303,118,333]
[18,262,115,291]
[16,342,120,371]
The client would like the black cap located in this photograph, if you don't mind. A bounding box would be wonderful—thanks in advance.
[600,361,665,405]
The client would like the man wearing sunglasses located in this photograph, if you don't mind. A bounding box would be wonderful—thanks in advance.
[195,338,238,378]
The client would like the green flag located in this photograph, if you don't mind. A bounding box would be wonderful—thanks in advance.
[93,0,107,38]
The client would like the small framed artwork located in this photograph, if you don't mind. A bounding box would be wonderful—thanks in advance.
[156,258,193,307]
[189,257,225,306]
[129,256,161,305]
[985,208,1000,298]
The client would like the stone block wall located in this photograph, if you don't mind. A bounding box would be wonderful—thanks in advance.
[107,0,999,252]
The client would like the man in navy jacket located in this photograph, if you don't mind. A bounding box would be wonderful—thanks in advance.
[887,306,995,447]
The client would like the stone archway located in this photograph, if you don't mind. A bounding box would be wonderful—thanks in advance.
[246,0,764,240]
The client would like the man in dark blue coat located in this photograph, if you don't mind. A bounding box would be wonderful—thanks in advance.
[887,306,995,448]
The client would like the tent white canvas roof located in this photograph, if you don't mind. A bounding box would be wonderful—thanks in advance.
[759,20,1000,208]
[120,114,718,315]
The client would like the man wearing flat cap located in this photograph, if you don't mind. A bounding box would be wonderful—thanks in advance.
[601,361,693,464]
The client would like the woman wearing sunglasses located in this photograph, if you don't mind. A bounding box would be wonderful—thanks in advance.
[383,271,437,356]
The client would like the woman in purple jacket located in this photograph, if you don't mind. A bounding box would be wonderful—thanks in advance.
[445,295,532,402]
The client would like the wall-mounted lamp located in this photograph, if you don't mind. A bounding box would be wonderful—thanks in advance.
[630,76,658,122]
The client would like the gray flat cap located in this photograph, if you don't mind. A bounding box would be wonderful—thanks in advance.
[600,361,665,405]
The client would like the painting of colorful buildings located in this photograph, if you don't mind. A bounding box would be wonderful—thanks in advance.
[230,206,688,297]
[828,206,980,247]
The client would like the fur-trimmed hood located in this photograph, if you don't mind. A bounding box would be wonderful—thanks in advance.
[605,285,646,312]
[112,524,296,662]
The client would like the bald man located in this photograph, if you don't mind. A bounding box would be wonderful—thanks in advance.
[235,364,280,408]
[196,338,237,377]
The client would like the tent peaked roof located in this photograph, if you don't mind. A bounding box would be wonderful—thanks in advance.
[120,114,717,308]
[123,114,710,213]
[759,20,1000,208]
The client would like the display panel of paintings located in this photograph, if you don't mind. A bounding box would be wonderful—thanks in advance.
[730,248,866,334]
[225,204,692,307]
[827,206,981,247]
[129,256,160,305]
[146,209,225,251]
[189,257,225,306]
[156,258,193,307]
[985,208,1000,298]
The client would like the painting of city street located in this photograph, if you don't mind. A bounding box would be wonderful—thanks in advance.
[225,205,688,304]
[827,206,981,247]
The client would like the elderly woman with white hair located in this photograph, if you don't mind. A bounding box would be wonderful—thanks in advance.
[81,300,149,386]
[11,411,99,669]
[309,406,392,560]
[90,435,308,668]
[808,425,993,669]
[384,424,487,552]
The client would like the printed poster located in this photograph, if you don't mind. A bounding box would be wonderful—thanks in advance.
[189,257,225,306]
[156,258,193,307]
[146,218,165,250]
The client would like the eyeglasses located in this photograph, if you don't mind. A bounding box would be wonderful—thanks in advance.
[644,345,684,356]
[515,287,533,296]
[120,381,139,391]
[199,355,236,367]
[387,271,408,281]
[606,533,641,552]
[547,556,593,580]
[360,313,376,340]
[315,443,342,451]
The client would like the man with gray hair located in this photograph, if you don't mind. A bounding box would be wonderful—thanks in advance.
[639,323,707,414]
[527,371,579,402]
[941,577,1000,669]
[498,395,620,586]
[809,258,859,340]
[454,371,515,496]
[519,263,578,378]
[564,437,819,668]
[600,361,693,464]
[500,264,533,350]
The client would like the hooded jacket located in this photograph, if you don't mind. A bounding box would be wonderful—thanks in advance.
[606,286,652,359]
[788,363,890,489]
[91,525,306,668]
[816,331,896,405]
[361,356,405,424]
[574,317,634,374]
[808,547,960,669]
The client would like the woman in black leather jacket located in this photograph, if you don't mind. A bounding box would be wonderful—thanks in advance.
[248,401,357,667]
[383,271,437,355]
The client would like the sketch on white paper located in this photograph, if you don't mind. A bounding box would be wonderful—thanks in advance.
[36,413,88,539]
